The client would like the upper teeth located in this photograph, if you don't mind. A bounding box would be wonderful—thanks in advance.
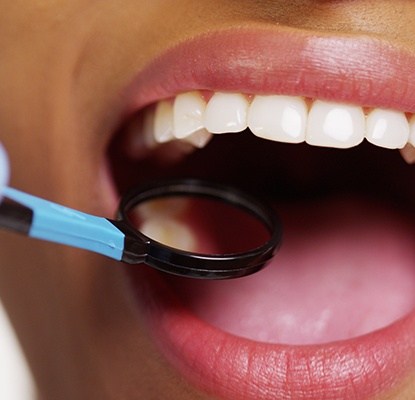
[141,90,415,152]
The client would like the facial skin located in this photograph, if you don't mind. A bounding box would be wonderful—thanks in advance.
[1,1,415,399]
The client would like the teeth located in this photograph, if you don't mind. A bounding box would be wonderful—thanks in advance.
[123,107,157,158]
[184,129,213,148]
[408,115,415,146]
[135,196,190,220]
[134,197,196,251]
[128,91,415,157]
[140,217,196,252]
[306,100,365,148]
[204,93,249,133]
[248,95,307,143]
[154,100,175,144]
[366,109,409,149]
[173,91,206,139]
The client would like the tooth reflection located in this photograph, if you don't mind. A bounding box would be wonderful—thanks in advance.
[136,197,190,220]
[140,217,196,252]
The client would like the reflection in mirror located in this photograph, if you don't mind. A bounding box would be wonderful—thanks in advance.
[128,195,271,255]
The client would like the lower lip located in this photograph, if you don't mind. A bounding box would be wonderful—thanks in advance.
[126,237,415,400]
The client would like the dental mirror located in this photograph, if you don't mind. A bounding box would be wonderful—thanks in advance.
[0,179,282,279]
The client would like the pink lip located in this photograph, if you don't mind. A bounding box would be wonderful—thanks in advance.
[129,269,415,400]
[125,27,415,113]
[122,27,415,399]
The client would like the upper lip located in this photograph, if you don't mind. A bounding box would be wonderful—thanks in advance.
[123,26,415,116]
[117,26,415,400]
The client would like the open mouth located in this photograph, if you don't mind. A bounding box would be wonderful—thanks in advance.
[106,28,415,400]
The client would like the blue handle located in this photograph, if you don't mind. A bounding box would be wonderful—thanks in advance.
[3,187,125,260]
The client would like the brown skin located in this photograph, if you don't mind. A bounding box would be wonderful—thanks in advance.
[1,1,415,399]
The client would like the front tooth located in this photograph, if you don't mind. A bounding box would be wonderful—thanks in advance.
[204,93,249,133]
[140,217,196,252]
[306,100,365,148]
[248,95,307,143]
[154,100,175,143]
[366,109,409,149]
[173,91,206,139]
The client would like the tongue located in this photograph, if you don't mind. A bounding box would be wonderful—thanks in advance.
[168,196,415,345]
